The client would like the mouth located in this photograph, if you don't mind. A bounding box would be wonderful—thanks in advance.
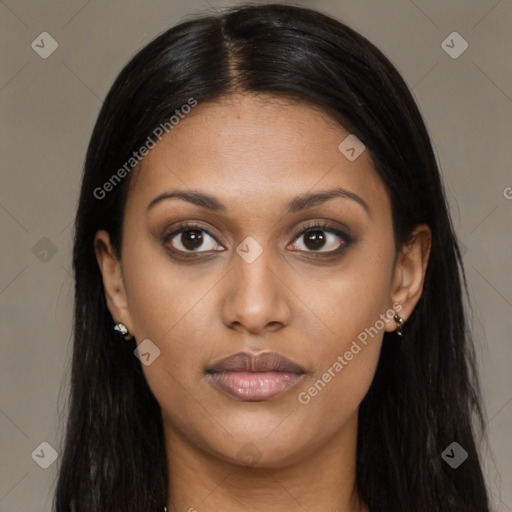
[205,351,306,402]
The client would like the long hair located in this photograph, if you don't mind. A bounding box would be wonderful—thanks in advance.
[54,4,491,511]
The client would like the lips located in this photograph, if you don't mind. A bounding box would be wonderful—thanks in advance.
[205,352,306,401]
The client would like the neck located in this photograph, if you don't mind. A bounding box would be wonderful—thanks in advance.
[164,411,368,512]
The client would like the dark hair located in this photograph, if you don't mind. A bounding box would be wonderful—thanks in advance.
[54,3,491,511]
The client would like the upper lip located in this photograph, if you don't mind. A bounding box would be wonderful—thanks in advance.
[206,351,305,374]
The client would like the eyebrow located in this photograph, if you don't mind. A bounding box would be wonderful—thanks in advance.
[146,187,371,217]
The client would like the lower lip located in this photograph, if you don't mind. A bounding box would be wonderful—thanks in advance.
[207,370,304,401]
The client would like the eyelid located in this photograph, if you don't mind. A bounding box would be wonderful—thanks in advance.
[162,221,224,246]
[289,221,352,252]
[293,220,350,239]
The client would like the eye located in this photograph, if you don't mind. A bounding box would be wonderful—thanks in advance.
[162,221,351,256]
[163,223,224,253]
[288,223,351,253]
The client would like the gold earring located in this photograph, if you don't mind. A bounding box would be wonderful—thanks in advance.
[393,313,405,336]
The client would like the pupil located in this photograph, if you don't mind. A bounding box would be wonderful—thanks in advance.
[181,230,203,250]
[305,230,325,250]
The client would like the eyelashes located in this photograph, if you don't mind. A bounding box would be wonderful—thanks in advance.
[163,222,223,255]
[162,221,353,259]
[290,221,352,254]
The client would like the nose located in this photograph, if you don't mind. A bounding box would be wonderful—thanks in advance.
[220,245,292,335]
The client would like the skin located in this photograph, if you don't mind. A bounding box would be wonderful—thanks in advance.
[95,93,431,512]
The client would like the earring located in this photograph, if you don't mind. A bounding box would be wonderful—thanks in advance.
[113,322,133,340]
[393,313,405,336]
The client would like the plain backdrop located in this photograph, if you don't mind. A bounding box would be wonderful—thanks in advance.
[1,0,511,510]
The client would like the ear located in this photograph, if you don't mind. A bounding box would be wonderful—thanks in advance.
[385,224,432,333]
[94,230,135,336]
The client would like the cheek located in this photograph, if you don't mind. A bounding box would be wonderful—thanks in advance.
[288,295,388,455]
[295,238,394,352]
[292,239,394,420]
[119,236,224,405]
[121,226,221,343]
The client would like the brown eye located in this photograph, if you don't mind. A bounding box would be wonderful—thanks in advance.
[180,229,204,251]
[303,229,327,251]
[289,224,351,253]
[164,224,224,253]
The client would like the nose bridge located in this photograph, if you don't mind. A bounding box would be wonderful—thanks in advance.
[221,238,291,333]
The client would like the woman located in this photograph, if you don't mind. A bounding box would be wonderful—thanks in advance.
[54,4,491,511]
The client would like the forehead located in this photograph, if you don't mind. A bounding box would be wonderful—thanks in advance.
[126,93,388,217]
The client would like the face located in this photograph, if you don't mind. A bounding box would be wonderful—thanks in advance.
[95,93,430,468]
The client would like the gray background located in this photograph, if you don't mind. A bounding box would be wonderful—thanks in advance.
[1,0,511,510]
